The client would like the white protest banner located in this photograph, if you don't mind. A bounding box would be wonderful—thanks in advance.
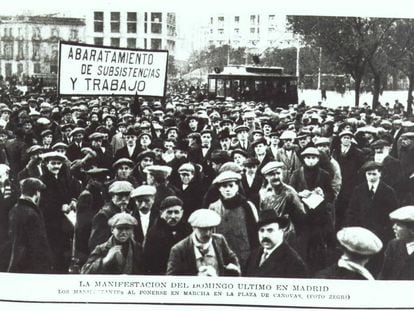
[58,41,168,97]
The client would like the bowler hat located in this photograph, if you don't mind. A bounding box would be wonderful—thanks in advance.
[257,209,289,229]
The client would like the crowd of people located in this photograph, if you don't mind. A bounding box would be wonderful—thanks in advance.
[0,85,414,280]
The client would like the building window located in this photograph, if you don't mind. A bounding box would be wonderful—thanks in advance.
[268,14,275,23]
[167,13,175,25]
[268,27,275,33]
[51,27,59,38]
[17,63,23,76]
[127,38,136,48]
[151,38,162,50]
[151,13,162,23]
[94,11,104,32]
[218,28,224,35]
[151,12,162,34]
[111,38,120,47]
[210,29,213,34]
[250,28,255,34]
[250,15,256,24]
[33,27,41,40]
[210,17,213,24]
[4,42,13,60]
[33,63,41,74]
[17,40,24,60]
[70,29,79,40]
[127,12,137,33]
[94,37,103,45]
[32,42,40,61]
[144,38,147,49]
[234,16,240,23]
[111,12,120,33]
[50,49,58,74]
[151,23,162,34]
[234,28,239,34]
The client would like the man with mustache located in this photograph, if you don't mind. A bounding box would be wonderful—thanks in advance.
[244,209,308,278]
[144,196,192,274]
[275,130,302,183]
[81,212,144,274]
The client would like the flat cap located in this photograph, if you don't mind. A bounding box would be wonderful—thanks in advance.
[339,130,354,138]
[89,132,105,140]
[280,130,296,140]
[130,185,157,198]
[112,158,134,169]
[144,165,172,176]
[69,127,85,137]
[234,125,249,133]
[213,171,241,185]
[231,149,248,158]
[261,161,284,175]
[160,196,183,210]
[301,147,320,157]
[37,117,50,125]
[40,129,52,137]
[251,137,267,148]
[108,181,134,194]
[211,150,231,164]
[27,145,43,155]
[370,139,390,149]
[361,161,382,172]
[188,209,221,228]
[243,157,260,167]
[389,206,414,223]
[137,150,155,163]
[108,212,138,227]
[314,137,331,146]
[400,132,414,139]
[337,227,383,255]
[49,143,67,153]
[178,162,195,173]
[41,151,67,162]
[218,162,243,174]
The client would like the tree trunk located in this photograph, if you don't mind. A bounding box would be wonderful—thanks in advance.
[354,76,362,107]
[372,74,381,110]
[408,75,414,116]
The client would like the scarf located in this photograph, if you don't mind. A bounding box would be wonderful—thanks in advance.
[337,256,374,280]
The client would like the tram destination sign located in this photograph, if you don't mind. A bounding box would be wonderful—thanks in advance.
[58,41,168,97]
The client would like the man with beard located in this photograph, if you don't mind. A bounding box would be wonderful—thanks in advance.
[130,185,158,245]
[81,212,144,274]
[144,196,192,274]
[244,209,308,278]
[275,131,302,183]
[379,206,414,280]
[7,178,54,273]
[260,161,307,249]
[167,209,240,276]
[208,171,258,267]
[39,151,81,273]
[88,181,134,252]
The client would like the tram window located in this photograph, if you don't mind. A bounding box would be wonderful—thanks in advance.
[208,79,216,93]
[217,79,225,97]
[225,80,231,97]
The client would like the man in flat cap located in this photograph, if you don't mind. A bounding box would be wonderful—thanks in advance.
[144,196,192,275]
[131,150,155,185]
[130,185,158,244]
[316,227,382,280]
[241,157,263,209]
[17,145,44,182]
[167,209,240,276]
[260,161,307,249]
[233,125,251,153]
[7,178,54,273]
[66,127,86,162]
[244,209,308,278]
[81,212,144,274]
[89,181,134,252]
[274,131,302,183]
[39,151,81,273]
[379,206,414,279]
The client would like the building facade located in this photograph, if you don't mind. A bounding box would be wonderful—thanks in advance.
[85,11,177,55]
[0,15,85,80]
[201,13,295,52]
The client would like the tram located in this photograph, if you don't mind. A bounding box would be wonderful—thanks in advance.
[208,65,298,109]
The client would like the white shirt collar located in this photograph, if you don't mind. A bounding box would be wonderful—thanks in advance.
[406,241,414,255]
[368,180,380,193]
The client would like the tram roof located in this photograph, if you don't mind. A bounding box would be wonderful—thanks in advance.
[208,65,297,78]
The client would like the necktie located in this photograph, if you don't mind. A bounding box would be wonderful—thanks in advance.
[259,251,269,266]
[369,185,375,199]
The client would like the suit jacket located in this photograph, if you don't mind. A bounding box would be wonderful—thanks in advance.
[114,144,141,162]
[166,233,240,276]
[131,209,158,245]
[379,239,414,280]
[244,242,308,278]
[66,141,87,162]
[275,148,302,183]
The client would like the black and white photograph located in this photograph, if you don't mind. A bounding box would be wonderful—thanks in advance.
[0,0,414,310]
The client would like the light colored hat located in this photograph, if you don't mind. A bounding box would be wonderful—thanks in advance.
[314,137,331,146]
[212,171,241,185]
[261,161,284,175]
[389,206,414,223]
[69,127,85,137]
[188,209,221,228]
[301,147,320,157]
[112,158,134,169]
[178,163,195,173]
[108,181,134,194]
[339,130,354,138]
[108,212,138,227]
[41,151,67,162]
[280,130,296,140]
[144,165,172,176]
[51,142,68,150]
[337,227,383,255]
[130,185,156,198]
